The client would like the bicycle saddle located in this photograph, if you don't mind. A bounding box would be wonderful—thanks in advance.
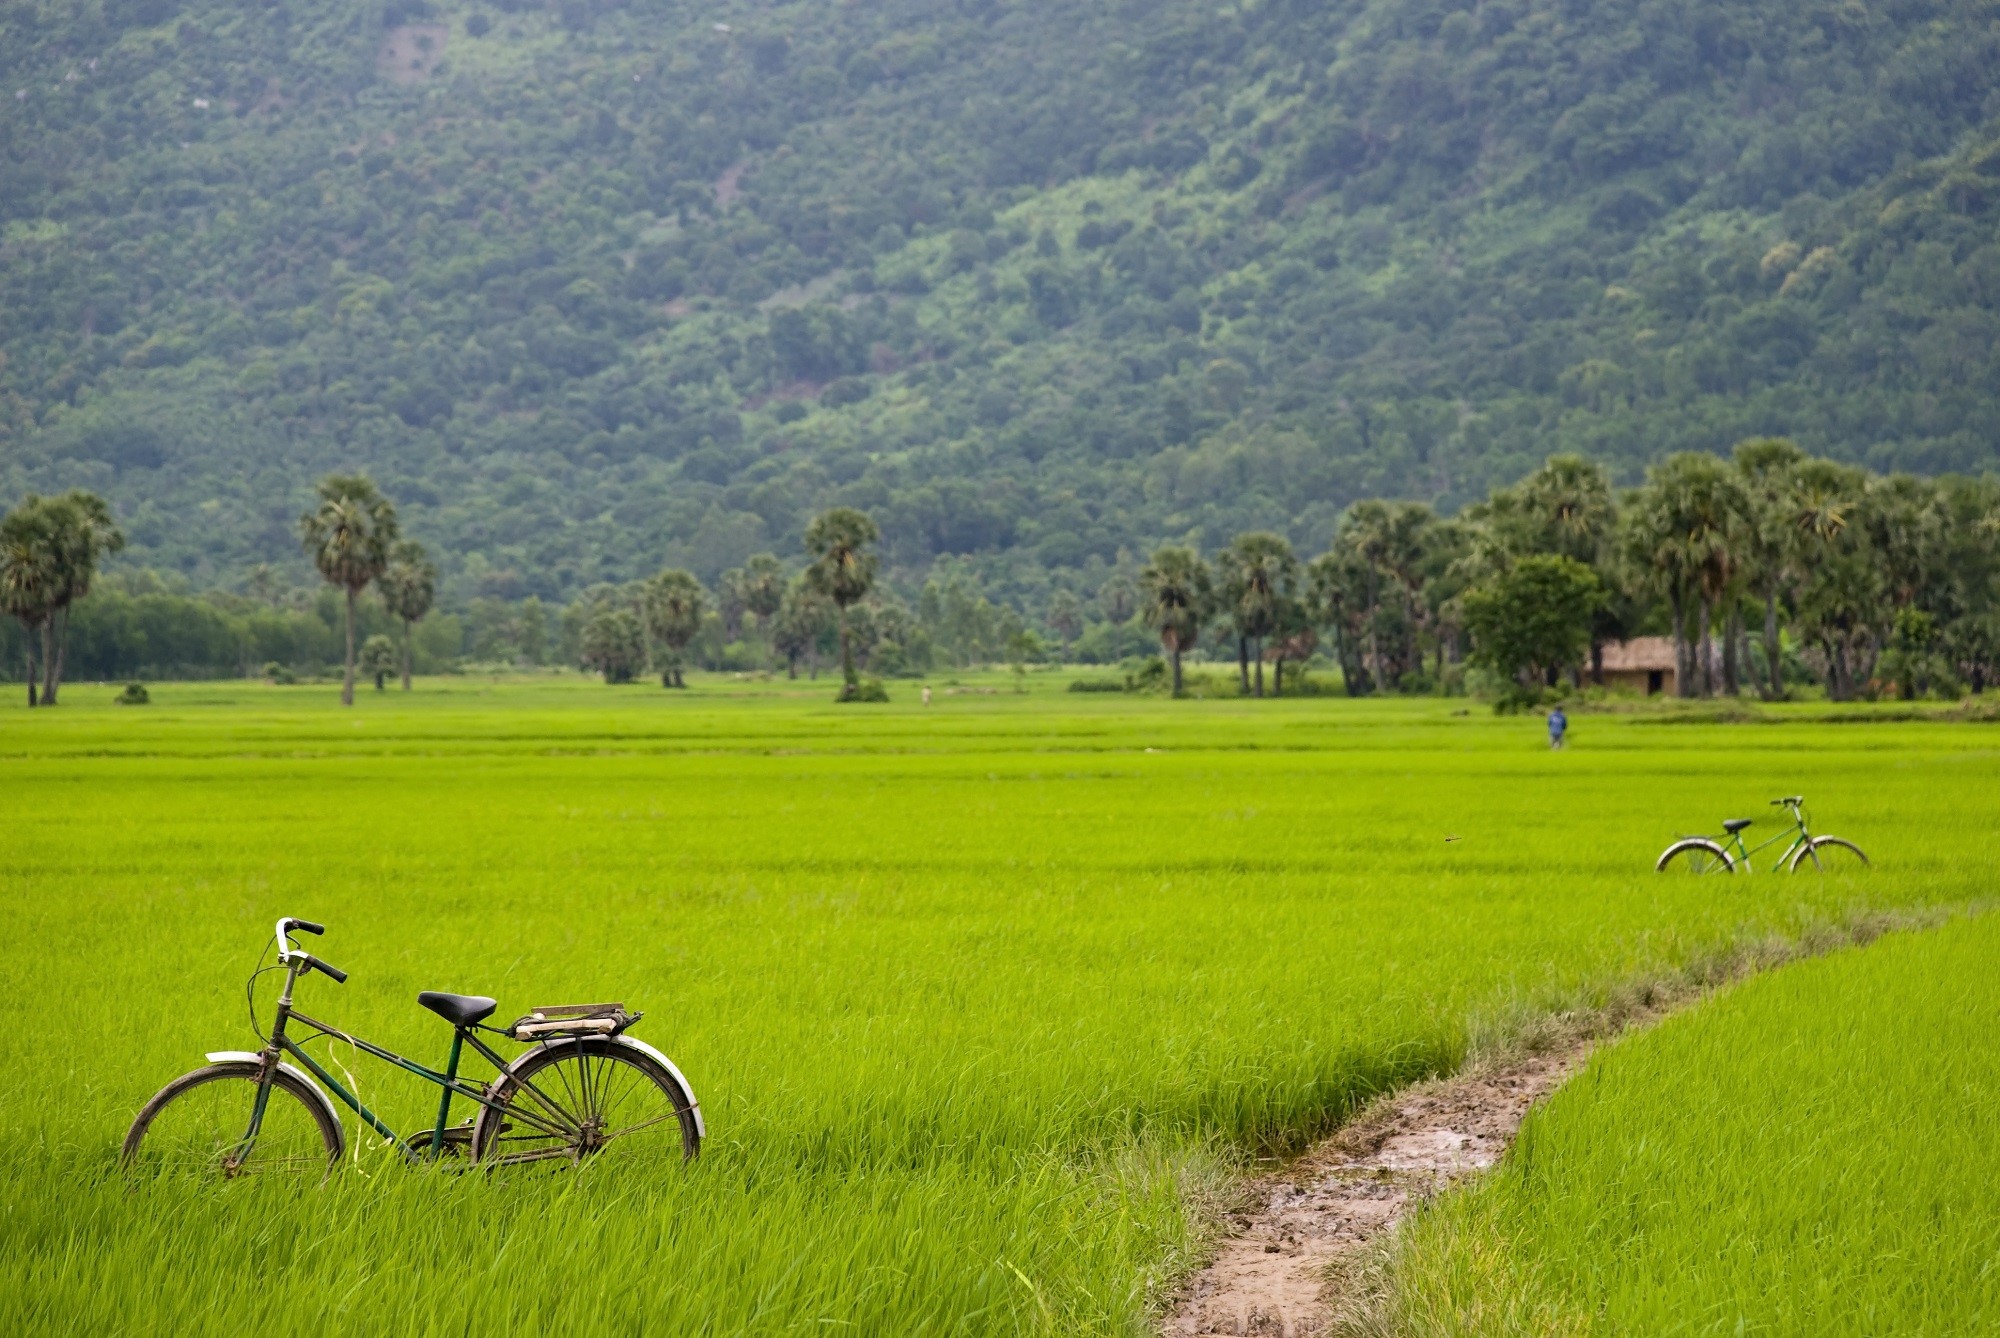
[1722,818,1753,834]
[417,991,498,1026]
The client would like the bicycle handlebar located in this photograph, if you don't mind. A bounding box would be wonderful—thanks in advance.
[299,953,347,984]
[1770,796,1804,807]
[275,916,330,970]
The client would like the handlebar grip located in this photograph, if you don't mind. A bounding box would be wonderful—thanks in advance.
[290,919,325,935]
[303,954,347,984]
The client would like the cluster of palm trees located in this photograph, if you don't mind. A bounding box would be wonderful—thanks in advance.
[572,507,885,698]
[1134,443,2000,702]
[0,490,123,706]
[297,475,437,705]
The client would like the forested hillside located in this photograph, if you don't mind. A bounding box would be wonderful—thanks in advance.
[4,0,2000,608]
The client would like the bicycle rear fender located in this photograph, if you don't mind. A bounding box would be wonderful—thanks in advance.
[205,1051,346,1140]
[498,1036,705,1139]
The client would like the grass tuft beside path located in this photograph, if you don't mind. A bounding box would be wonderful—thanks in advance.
[0,677,1990,1333]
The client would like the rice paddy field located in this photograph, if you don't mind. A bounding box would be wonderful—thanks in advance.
[1386,913,2000,1335]
[0,675,1992,1334]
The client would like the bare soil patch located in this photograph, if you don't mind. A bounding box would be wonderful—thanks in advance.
[1165,1045,1589,1337]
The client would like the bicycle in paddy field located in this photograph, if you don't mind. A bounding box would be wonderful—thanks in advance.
[1655,796,1869,874]
[123,918,703,1175]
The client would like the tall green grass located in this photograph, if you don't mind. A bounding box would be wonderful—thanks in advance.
[1385,914,2000,1335]
[0,678,1986,1332]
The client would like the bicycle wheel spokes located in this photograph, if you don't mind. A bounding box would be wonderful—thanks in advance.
[127,1069,338,1176]
[476,1041,697,1166]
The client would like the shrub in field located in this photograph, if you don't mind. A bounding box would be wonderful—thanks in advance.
[359,635,398,691]
[115,681,148,705]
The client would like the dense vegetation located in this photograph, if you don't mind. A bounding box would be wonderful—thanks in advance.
[4,0,2000,612]
[0,682,1977,1333]
[1388,915,2000,1333]
[9,439,1996,712]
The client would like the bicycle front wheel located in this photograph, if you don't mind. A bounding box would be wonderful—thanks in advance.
[1790,835,1870,872]
[123,1061,344,1176]
[473,1038,699,1167]
[1655,839,1736,874]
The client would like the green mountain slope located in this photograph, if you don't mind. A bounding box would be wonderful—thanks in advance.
[4,0,1999,603]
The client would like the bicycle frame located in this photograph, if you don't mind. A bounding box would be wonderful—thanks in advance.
[1717,806,1812,873]
[237,954,575,1165]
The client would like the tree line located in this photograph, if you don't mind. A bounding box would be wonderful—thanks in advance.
[7,443,1996,706]
[3,474,438,707]
[1125,443,2000,704]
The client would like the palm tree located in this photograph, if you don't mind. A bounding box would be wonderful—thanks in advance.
[377,540,436,691]
[0,502,58,706]
[773,576,835,679]
[1215,532,1297,697]
[804,508,879,696]
[1306,547,1375,696]
[1734,438,1808,699]
[643,569,707,687]
[738,552,787,664]
[1624,455,1749,697]
[299,474,399,707]
[29,490,124,705]
[1516,454,1616,565]
[1140,546,1212,696]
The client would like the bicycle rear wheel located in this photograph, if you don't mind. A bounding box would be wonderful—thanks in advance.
[1655,839,1735,874]
[473,1038,699,1167]
[1790,835,1869,872]
[123,1061,343,1176]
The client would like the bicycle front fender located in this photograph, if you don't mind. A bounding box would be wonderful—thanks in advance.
[205,1051,346,1135]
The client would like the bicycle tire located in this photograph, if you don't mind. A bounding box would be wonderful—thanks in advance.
[472,1037,699,1167]
[123,1061,344,1175]
[1655,838,1736,873]
[1789,835,1870,872]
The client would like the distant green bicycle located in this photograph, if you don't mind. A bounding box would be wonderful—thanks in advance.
[1655,796,1869,874]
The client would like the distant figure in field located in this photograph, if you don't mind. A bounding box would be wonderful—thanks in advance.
[922,685,932,706]
[1547,705,1567,750]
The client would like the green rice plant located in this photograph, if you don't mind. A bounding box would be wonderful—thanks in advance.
[1385,915,2000,1335]
[0,679,1986,1333]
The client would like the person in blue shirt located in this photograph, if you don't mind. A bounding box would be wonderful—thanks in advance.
[1547,705,1568,750]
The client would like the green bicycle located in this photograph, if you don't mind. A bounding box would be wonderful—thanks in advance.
[123,917,703,1175]
[1655,796,1869,874]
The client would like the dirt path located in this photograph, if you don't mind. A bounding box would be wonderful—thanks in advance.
[1163,1044,1592,1337]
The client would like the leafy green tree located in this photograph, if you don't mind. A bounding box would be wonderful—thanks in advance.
[359,634,398,691]
[773,575,837,679]
[1463,555,1604,702]
[0,501,59,706]
[299,475,398,707]
[518,595,548,666]
[377,540,436,691]
[643,569,707,687]
[1096,574,1136,627]
[1045,589,1085,656]
[1139,546,1211,697]
[803,507,880,697]
[580,608,646,683]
